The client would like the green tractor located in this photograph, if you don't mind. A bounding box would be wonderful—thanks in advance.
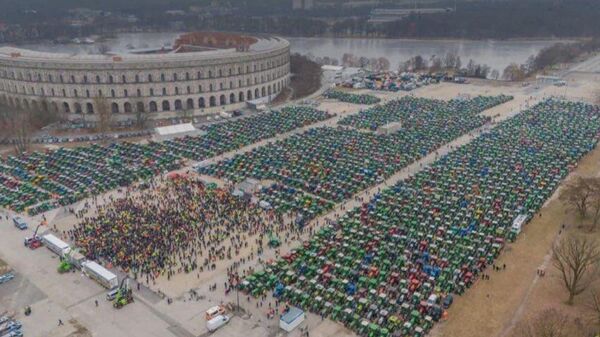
[268,232,281,248]
[113,277,134,309]
[57,259,73,273]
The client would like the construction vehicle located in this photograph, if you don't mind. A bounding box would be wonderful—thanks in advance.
[113,277,134,309]
[24,221,45,250]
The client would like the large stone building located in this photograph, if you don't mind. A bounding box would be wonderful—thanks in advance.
[0,32,290,117]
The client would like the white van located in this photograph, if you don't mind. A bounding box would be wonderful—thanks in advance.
[206,315,229,332]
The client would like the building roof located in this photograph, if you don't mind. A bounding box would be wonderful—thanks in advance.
[155,123,197,136]
[280,307,304,324]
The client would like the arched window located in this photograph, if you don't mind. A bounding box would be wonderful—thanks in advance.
[162,100,170,111]
[111,102,119,113]
[198,97,205,108]
[219,95,226,105]
[209,96,216,107]
[239,91,244,102]
[186,98,194,110]
[63,102,70,113]
[162,88,167,96]
[74,103,82,114]
[96,75,101,83]
[137,89,141,97]
[135,74,140,83]
[160,73,165,82]
[175,87,179,95]
[247,90,252,100]
[74,89,78,97]
[70,75,75,83]
[136,102,145,113]
[230,93,235,103]
[122,75,127,83]
[86,102,94,114]
[149,101,157,112]
[187,86,191,94]
[109,75,114,84]
[124,89,128,97]
[148,74,153,82]
[174,99,182,110]
[185,72,190,80]
[124,102,132,113]
[111,89,116,98]
[173,73,178,81]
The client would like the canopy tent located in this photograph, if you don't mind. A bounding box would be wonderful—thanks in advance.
[153,123,206,141]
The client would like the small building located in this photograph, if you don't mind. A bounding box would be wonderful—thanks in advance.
[235,178,260,195]
[376,121,402,135]
[153,123,206,141]
[279,307,305,332]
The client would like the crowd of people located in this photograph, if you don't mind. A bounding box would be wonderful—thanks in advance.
[66,176,301,284]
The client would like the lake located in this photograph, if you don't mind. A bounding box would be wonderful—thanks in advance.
[8,32,566,73]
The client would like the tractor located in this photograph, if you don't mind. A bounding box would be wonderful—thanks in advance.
[113,277,134,309]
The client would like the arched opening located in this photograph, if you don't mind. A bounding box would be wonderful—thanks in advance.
[239,92,244,102]
[199,97,206,108]
[63,102,70,113]
[111,102,120,114]
[86,102,94,114]
[262,87,266,97]
[268,86,272,96]
[136,102,145,113]
[124,102,132,113]
[174,99,183,111]
[247,90,252,100]
[209,96,216,107]
[74,102,82,114]
[23,99,30,109]
[162,100,170,111]
[230,93,236,104]
[149,101,158,112]
[255,88,260,98]
[219,95,226,105]
[186,98,194,110]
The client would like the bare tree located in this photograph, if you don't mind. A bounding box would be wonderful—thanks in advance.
[511,308,588,337]
[588,179,600,231]
[0,103,32,154]
[94,96,113,140]
[134,108,149,130]
[552,234,600,304]
[502,63,526,81]
[560,177,595,219]
[11,108,32,155]
[587,288,600,327]
[98,44,111,55]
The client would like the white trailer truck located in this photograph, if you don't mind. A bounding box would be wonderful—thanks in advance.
[82,261,118,289]
[41,234,71,257]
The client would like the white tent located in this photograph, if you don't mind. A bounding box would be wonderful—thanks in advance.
[153,123,206,141]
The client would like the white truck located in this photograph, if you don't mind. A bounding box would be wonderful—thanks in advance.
[206,315,230,332]
[41,234,71,257]
[82,261,118,289]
